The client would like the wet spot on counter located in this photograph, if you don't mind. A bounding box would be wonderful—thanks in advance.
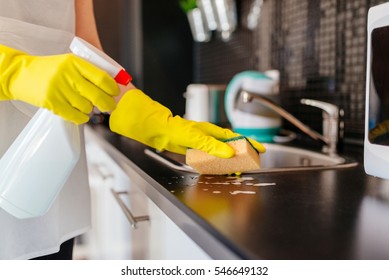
[242,177,255,181]
[173,174,277,195]
[211,182,230,185]
[253,183,276,187]
[229,191,256,195]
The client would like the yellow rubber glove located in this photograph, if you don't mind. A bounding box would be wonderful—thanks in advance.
[110,89,266,158]
[0,44,119,124]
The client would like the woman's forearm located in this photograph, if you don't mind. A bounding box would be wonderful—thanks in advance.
[74,0,136,104]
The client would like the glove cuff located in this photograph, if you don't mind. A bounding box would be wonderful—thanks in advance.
[0,45,27,100]
[109,89,173,145]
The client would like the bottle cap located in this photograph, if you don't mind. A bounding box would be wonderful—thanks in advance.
[115,69,132,85]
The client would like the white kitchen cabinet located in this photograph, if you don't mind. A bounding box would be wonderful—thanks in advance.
[74,140,132,260]
[116,181,211,260]
[81,128,211,260]
[144,192,211,260]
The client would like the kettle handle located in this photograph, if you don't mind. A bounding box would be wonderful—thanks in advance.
[224,71,275,128]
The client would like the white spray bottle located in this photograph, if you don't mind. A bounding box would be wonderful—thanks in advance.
[0,37,131,218]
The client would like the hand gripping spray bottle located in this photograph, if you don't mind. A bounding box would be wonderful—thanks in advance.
[0,37,131,218]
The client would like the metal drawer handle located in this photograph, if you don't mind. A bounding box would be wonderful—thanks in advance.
[92,163,114,180]
[110,189,149,229]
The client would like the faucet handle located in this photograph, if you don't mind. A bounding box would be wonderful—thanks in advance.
[300,99,342,155]
[300,99,339,117]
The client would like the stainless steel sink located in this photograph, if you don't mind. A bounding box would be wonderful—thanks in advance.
[144,143,358,174]
[256,143,357,172]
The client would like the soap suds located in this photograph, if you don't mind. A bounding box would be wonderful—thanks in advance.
[195,175,277,188]
[253,183,276,187]
[229,191,256,195]
[167,174,276,197]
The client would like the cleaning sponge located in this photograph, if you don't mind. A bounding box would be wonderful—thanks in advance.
[186,136,260,174]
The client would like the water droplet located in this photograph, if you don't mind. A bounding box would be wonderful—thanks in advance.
[229,190,256,195]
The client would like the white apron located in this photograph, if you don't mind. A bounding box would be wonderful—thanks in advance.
[0,0,91,259]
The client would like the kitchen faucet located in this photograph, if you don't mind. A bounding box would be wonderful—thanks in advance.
[240,91,343,155]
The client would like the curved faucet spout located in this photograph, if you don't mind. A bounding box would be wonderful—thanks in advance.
[241,90,340,155]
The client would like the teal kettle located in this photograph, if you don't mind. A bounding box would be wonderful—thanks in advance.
[224,71,281,142]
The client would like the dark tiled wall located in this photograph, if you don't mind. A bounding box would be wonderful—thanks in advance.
[194,0,389,143]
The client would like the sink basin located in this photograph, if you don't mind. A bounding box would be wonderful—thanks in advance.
[256,143,357,172]
[144,143,358,174]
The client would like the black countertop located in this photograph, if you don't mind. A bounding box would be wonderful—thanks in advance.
[88,124,389,260]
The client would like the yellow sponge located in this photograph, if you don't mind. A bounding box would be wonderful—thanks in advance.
[185,136,260,175]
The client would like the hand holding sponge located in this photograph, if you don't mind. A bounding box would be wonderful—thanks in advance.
[109,89,265,174]
[186,136,261,174]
